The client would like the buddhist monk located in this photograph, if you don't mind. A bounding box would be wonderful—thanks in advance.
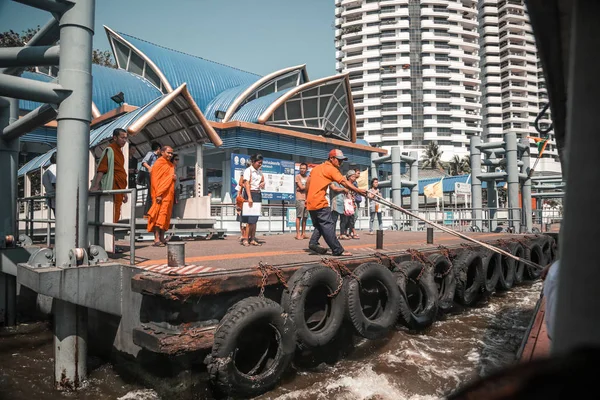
[146,146,175,246]
[90,128,128,223]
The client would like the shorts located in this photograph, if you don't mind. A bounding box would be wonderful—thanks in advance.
[241,191,262,225]
[296,200,308,219]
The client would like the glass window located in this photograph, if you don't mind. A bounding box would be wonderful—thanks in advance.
[277,73,298,91]
[273,107,286,121]
[257,82,275,98]
[286,100,302,120]
[304,98,318,118]
[144,67,162,90]
[113,39,130,68]
[128,51,144,76]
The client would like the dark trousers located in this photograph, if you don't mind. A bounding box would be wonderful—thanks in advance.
[309,207,344,255]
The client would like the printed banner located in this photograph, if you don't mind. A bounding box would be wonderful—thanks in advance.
[231,154,296,201]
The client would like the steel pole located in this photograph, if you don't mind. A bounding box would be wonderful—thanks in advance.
[0,45,60,68]
[2,103,57,141]
[0,98,19,242]
[0,74,67,104]
[470,136,482,230]
[520,138,532,232]
[505,132,520,232]
[52,0,94,389]
[485,151,499,232]
[390,147,402,228]
[410,151,419,231]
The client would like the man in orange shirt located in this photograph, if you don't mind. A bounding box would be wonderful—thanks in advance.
[306,149,367,256]
[146,146,176,246]
[90,128,129,223]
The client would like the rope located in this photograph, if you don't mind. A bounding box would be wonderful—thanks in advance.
[371,193,544,270]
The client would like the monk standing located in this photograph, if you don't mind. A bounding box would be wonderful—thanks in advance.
[90,128,128,223]
[146,146,176,246]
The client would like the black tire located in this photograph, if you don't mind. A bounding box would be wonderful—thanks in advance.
[206,297,296,398]
[428,253,456,312]
[509,242,526,284]
[496,246,516,291]
[541,236,556,264]
[281,265,345,348]
[532,227,541,234]
[453,250,483,306]
[524,242,544,280]
[481,250,501,293]
[470,225,481,232]
[394,261,439,330]
[345,262,401,340]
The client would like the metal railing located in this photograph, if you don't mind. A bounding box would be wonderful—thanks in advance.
[89,188,137,265]
[17,194,54,246]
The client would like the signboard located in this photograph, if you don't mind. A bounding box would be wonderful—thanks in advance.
[444,211,453,225]
[231,154,296,201]
[455,182,471,195]
[286,207,313,227]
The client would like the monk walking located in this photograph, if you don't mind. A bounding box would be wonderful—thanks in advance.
[90,128,128,223]
[146,146,176,246]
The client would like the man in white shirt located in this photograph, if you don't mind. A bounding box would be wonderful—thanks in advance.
[42,152,57,216]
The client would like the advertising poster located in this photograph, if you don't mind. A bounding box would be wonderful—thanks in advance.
[231,154,296,201]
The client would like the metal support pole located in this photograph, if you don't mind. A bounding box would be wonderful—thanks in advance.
[486,152,498,232]
[370,152,378,185]
[426,227,433,244]
[130,188,136,265]
[505,132,520,233]
[470,136,482,230]
[51,0,95,389]
[410,151,419,232]
[0,45,60,68]
[0,98,19,243]
[2,103,57,141]
[520,138,532,232]
[554,0,600,354]
[14,0,70,14]
[53,300,87,388]
[391,147,402,228]
[0,74,67,104]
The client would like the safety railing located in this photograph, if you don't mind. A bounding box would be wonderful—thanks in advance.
[89,188,137,265]
[532,208,562,232]
[17,194,55,247]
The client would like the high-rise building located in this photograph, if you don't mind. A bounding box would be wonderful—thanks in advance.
[334,0,560,173]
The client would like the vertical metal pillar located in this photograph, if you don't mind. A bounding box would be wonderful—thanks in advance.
[554,0,600,354]
[52,0,95,389]
[520,138,532,232]
[505,132,520,233]
[195,144,204,197]
[0,97,19,244]
[410,151,419,231]
[390,147,402,228]
[370,152,378,185]
[470,136,482,230]
[486,152,498,232]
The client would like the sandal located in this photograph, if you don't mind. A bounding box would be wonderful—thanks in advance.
[152,242,165,247]
[241,239,250,247]
[333,251,352,257]
[250,241,262,246]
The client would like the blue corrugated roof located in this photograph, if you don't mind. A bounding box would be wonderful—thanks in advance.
[89,95,165,147]
[118,32,260,112]
[231,89,292,123]
[18,65,161,114]
[203,84,251,122]
[20,126,57,144]
[91,65,162,114]
[18,148,56,176]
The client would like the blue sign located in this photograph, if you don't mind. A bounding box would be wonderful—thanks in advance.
[231,154,296,201]
[286,207,313,227]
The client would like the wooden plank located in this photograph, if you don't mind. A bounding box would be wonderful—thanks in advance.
[520,299,546,362]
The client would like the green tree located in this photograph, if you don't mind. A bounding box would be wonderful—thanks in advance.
[422,142,446,171]
[0,26,116,70]
[447,155,463,176]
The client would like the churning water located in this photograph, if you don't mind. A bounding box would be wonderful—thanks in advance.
[0,282,541,400]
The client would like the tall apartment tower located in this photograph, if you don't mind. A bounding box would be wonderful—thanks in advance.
[334,0,561,173]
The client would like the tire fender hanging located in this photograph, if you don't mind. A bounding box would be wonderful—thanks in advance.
[281,265,346,348]
[394,260,439,330]
[481,250,502,293]
[525,242,544,280]
[509,242,526,284]
[453,250,484,306]
[427,253,455,312]
[496,245,516,291]
[345,262,401,340]
[206,296,296,398]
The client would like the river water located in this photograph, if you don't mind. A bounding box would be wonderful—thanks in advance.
[0,282,541,400]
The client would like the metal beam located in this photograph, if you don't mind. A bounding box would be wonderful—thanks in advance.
[470,136,483,230]
[0,74,68,104]
[531,174,563,181]
[2,103,57,141]
[477,171,507,180]
[476,141,505,150]
[520,137,532,232]
[505,132,520,232]
[0,45,60,68]
[372,154,391,164]
[532,184,566,190]
[14,0,71,14]
[531,192,565,197]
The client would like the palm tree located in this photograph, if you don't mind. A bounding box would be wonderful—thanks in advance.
[447,155,463,176]
[422,142,445,171]
[461,155,471,174]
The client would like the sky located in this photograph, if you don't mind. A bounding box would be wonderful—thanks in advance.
[0,0,336,79]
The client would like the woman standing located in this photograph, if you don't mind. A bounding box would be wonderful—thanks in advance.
[329,180,350,240]
[242,154,265,246]
[368,177,383,234]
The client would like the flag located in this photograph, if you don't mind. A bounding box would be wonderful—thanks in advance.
[424,178,444,198]
[357,169,369,191]
[527,136,549,157]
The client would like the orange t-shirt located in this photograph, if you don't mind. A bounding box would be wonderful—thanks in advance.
[306,160,346,211]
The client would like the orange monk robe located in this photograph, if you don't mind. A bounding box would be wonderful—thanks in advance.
[97,142,128,223]
[146,157,175,232]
